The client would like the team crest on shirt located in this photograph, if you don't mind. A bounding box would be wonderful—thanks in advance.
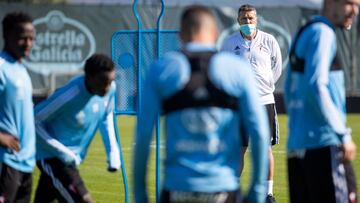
[76,111,85,126]
[92,103,99,113]
[15,79,25,99]
[0,58,4,66]
[259,44,270,54]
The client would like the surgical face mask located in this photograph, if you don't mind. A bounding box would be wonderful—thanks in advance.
[239,24,256,37]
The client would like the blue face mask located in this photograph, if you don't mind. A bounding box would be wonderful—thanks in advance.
[239,24,256,37]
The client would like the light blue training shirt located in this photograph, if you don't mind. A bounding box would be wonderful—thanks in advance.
[35,76,120,169]
[133,43,269,203]
[284,16,350,151]
[0,51,36,173]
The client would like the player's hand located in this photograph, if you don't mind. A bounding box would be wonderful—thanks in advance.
[61,153,81,166]
[107,159,121,172]
[107,166,118,172]
[107,150,121,172]
[0,132,20,152]
[342,140,356,161]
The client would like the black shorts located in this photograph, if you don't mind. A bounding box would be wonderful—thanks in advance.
[241,103,279,146]
[0,163,32,203]
[287,145,358,203]
[161,189,242,203]
[34,158,89,203]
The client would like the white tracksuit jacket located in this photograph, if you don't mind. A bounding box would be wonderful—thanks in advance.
[221,30,282,105]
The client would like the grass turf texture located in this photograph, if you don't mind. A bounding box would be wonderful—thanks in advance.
[31,114,360,203]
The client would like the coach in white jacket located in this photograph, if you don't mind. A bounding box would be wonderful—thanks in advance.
[221,4,282,203]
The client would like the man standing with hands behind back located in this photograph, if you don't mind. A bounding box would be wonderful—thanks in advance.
[221,4,282,203]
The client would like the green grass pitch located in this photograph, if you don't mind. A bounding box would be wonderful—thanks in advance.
[31,114,360,203]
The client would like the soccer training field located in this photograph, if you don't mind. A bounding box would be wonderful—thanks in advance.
[31,114,360,203]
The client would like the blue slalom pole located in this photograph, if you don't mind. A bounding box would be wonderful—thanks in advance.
[133,0,142,115]
[113,112,129,203]
[155,1,165,202]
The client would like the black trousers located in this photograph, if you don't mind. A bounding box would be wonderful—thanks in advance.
[0,163,32,203]
[34,158,89,203]
[288,146,357,203]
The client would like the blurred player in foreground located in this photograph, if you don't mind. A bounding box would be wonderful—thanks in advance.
[133,5,269,203]
[285,0,359,202]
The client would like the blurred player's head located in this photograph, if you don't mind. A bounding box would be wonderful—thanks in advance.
[2,11,35,61]
[237,4,257,38]
[84,53,115,97]
[179,5,218,44]
[323,0,360,29]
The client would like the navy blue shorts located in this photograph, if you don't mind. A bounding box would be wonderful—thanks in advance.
[0,163,32,203]
[241,103,279,146]
[287,145,357,203]
[34,158,90,203]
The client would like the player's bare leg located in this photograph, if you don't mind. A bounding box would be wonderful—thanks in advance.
[267,147,277,203]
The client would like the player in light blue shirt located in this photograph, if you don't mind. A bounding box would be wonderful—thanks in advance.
[34,54,121,203]
[0,11,36,203]
[284,0,359,202]
[133,6,269,203]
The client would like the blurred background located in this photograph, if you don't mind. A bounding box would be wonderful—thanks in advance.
[0,0,359,110]
[1,1,358,202]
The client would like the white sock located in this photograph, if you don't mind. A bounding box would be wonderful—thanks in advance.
[267,180,273,195]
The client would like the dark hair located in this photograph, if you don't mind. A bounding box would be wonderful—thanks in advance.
[2,11,33,35]
[180,5,215,39]
[238,4,257,16]
[84,53,115,76]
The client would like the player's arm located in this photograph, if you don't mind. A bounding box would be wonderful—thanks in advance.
[238,62,270,203]
[303,26,350,143]
[99,89,121,172]
[35,122,81,165]
[35,87,81,166]
[271,36,282,83]
[133,65,160,203]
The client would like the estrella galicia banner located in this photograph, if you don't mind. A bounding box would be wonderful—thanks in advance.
[25,10,96,75]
